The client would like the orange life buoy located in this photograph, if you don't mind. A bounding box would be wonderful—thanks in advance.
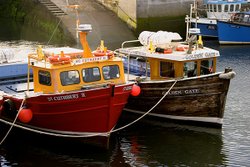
[92,50,113,58]
[48,55,71,64]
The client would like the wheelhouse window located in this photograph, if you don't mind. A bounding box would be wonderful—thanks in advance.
[230,4,234,12]
[200,59,214,75]
[243,14,250,23]
[235,4,240,11]
[224,5,228,12]
[183,61,197,77]
[160,61,175,78]
[102,65,120,80]
[38,70,51,86]
[213,5,217,12]
[82,67,101,82]
[60,70,80,86]
[210,4,213,12]
[218,5,222,12]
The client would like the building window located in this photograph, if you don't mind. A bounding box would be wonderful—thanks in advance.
[102,65,120,80]
[183,61,197,77]
[201,59,214,75]
[38,70,51,86]
[82,67,101,82]
[160,61,175,78]
[60,70,80,86]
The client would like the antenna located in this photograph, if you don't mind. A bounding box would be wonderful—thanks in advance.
[67,4,80,38]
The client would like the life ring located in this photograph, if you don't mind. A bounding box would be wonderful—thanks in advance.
[92,50,114,58]
[48,55,71,64]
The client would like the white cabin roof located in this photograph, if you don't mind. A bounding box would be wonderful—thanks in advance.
[118,46,220,62]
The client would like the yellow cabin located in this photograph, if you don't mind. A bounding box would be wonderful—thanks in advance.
[27,25,126,94]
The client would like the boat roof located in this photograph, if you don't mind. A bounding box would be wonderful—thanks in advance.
[29,47,120,69]
[118,46,220,62]
[43,47,83,56]
[237,11,250,14]
[207,0,248,4]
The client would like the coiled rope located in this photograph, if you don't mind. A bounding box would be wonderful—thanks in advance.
[0,80,178,141]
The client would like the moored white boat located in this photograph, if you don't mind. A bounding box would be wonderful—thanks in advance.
[190,0,248,38]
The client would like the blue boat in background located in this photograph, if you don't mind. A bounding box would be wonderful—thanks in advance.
[217,11,250,44]
[191,0,248,38]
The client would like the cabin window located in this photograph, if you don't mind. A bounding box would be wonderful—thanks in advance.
[235,4,240,11]
[102,65,120,80]
[243,14,250,23]
[209,4,213,12]
[213,5,217,12]
[60,70,80,86]
[160,61,174,78]
[200,59,214,75]
[183,61,197,77]
[38,70,51,86]
[224,5,228,12]
[218,5,222,12]
[82,67,101,82]
[230,4,234,12]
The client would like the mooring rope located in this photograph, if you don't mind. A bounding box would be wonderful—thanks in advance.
[0,80,178,140]
[111,79,178,133]
[0,98,26,145]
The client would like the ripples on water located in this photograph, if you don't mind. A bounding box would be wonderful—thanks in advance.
[0,40,250,166]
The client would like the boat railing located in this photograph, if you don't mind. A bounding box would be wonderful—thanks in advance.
[121,39,140,49]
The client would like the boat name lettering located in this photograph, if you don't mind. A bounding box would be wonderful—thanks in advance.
[185,52,217,60]
[166,89,200,95]
[47,93,86,101]
[73,56,108,64]
[123,85,133,91]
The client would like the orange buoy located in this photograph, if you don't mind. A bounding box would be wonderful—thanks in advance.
[18,108,33,123]
[131,84,141,96]
[92,49,113,58]
[48,55,71,64]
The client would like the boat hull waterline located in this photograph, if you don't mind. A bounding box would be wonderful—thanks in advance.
[124,73,231,127]
[0,83,134,136]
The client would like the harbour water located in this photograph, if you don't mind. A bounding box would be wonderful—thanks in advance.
[1,24,250,167]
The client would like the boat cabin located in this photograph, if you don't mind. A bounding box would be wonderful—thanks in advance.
[27,26,126,94]
[231,11,250,25]
[205,0,247,20]
[119,42,219,80]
